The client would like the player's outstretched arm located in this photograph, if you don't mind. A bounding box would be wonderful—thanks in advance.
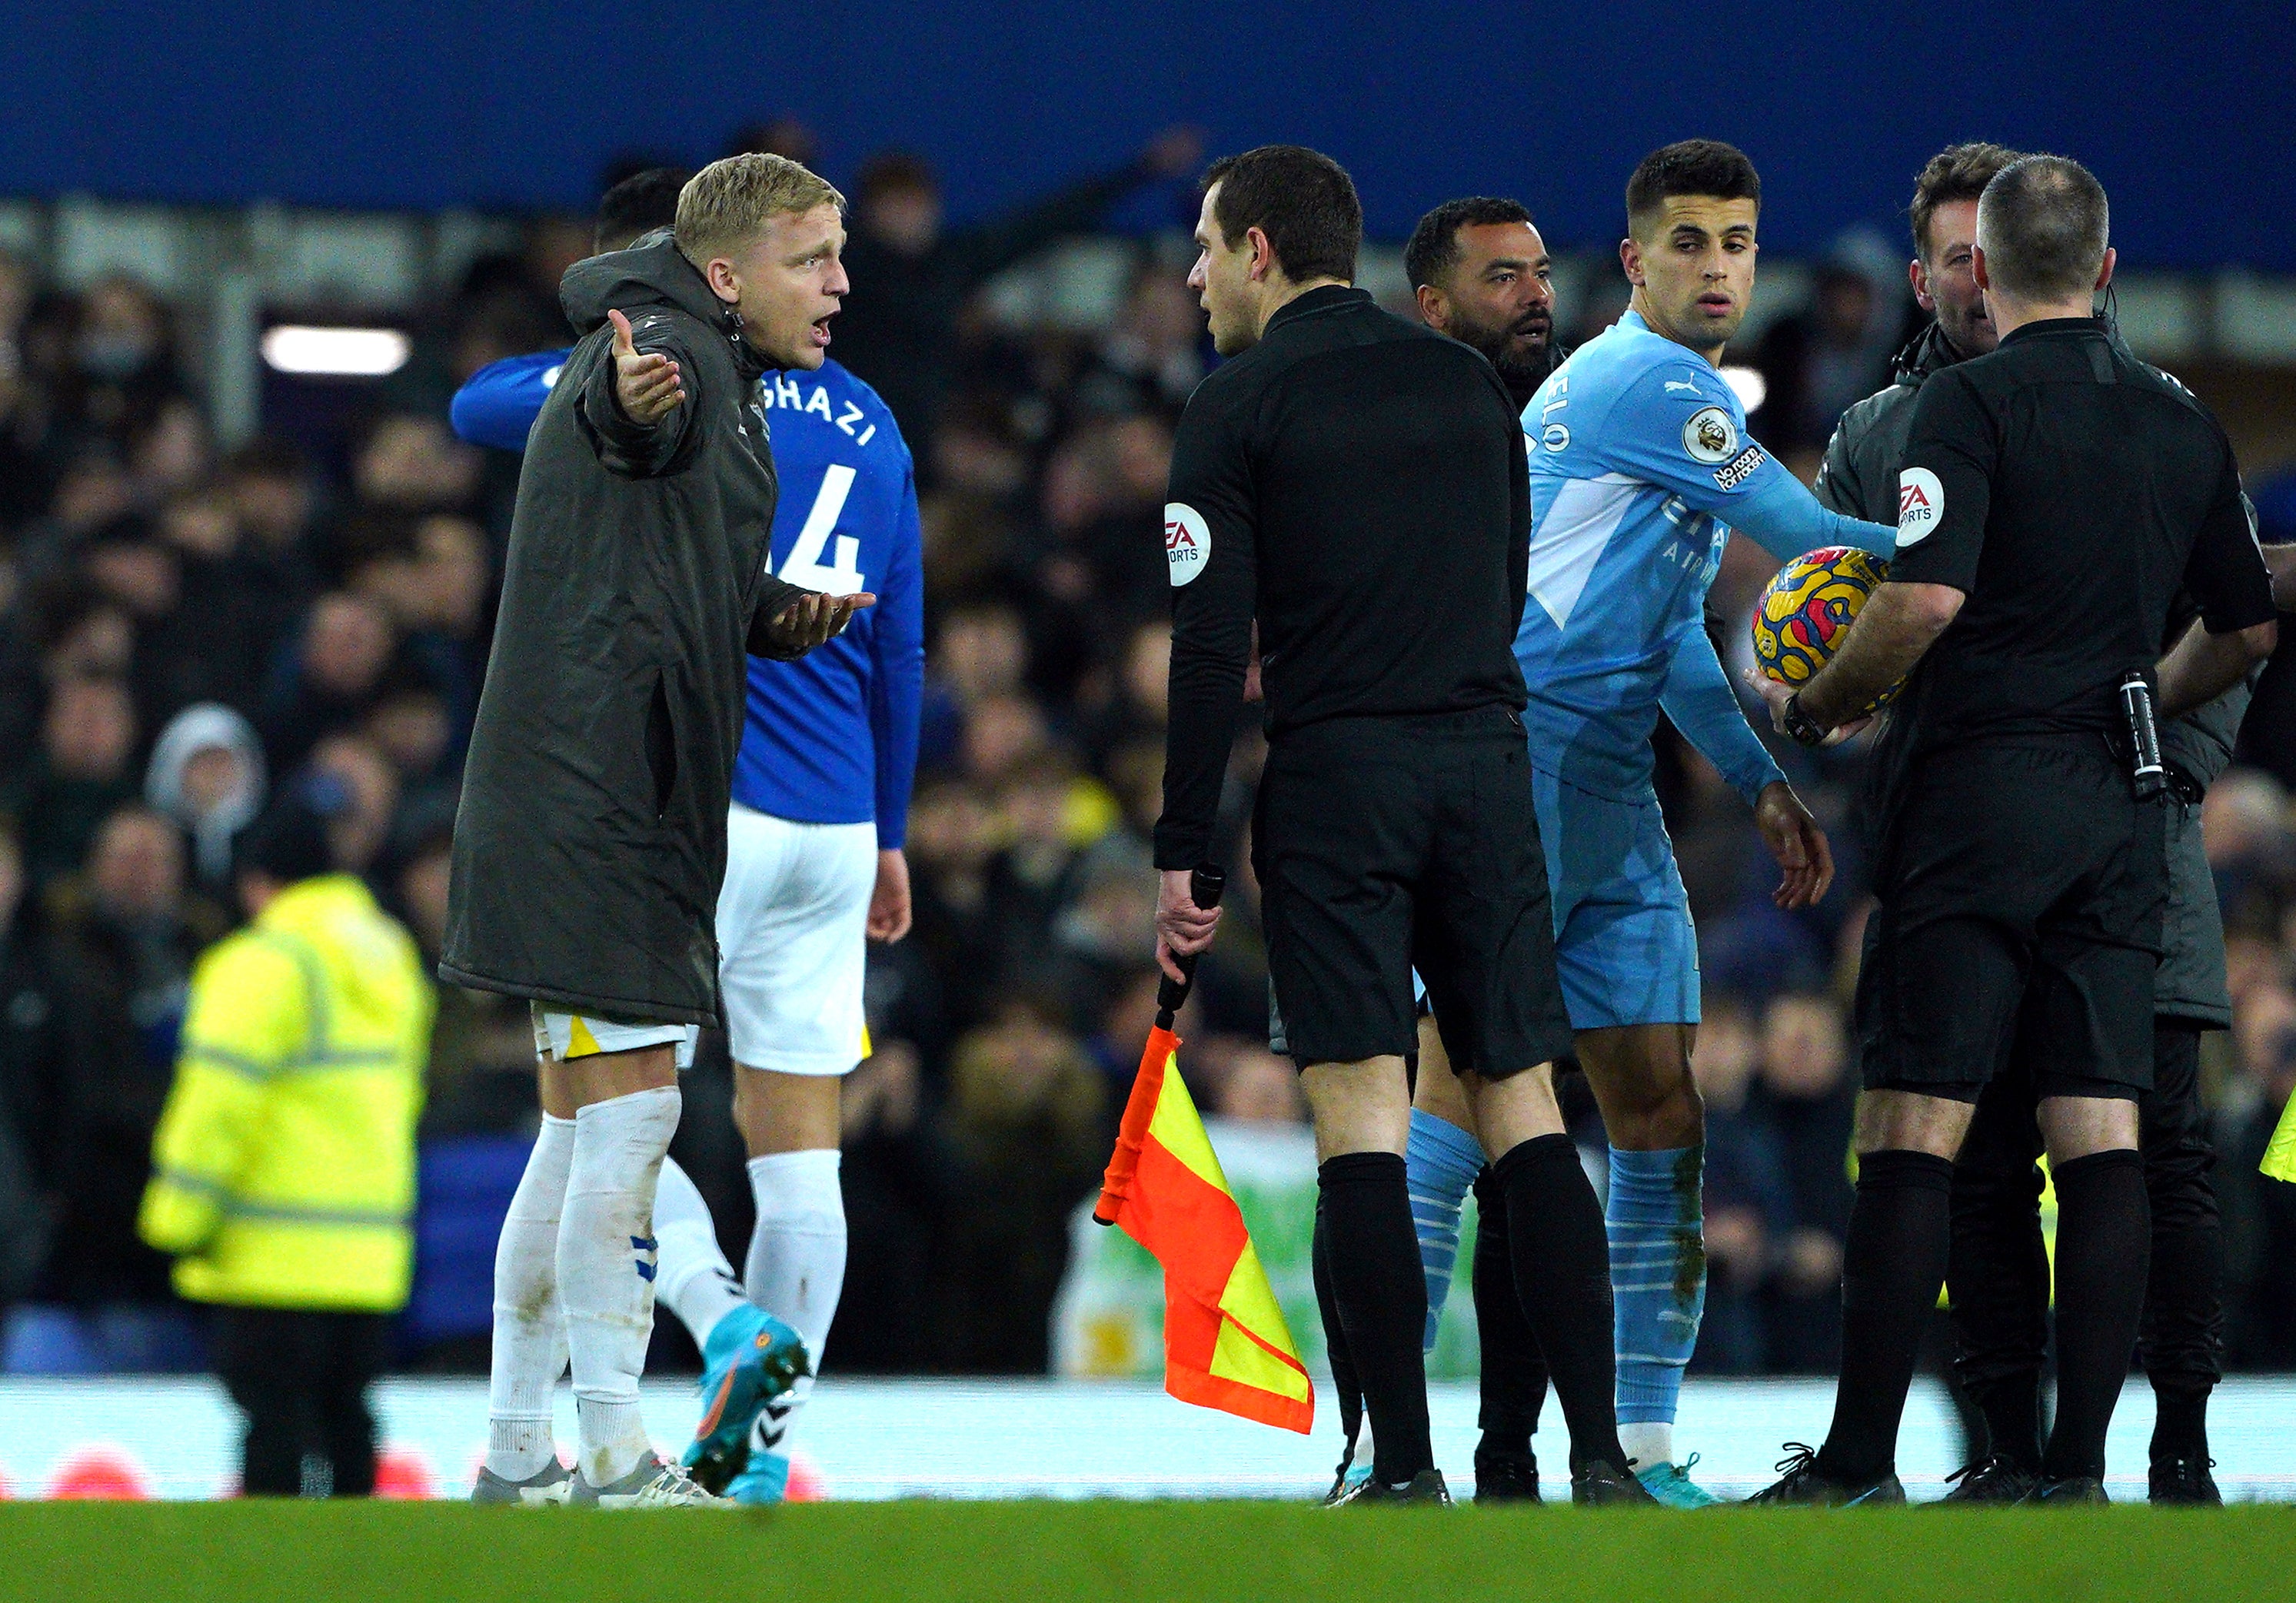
[578,308,700,477]
[1602,364,1895,560]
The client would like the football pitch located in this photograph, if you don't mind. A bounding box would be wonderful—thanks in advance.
[7,1500,2294,1603]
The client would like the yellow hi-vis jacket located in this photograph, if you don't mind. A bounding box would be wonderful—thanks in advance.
[138,874,431,1311]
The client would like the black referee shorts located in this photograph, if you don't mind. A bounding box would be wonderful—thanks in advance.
[1858,741,2165,1102]
[1253,707,1573,1079]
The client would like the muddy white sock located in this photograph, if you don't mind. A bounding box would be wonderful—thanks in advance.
[484,1114,574,1481]
[560,1086,680,1485]
[744,1148,847,1458]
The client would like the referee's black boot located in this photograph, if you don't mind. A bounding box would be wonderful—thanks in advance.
[1471,1445,1539,1505]
[1934,1455,2038,1505]
[1326,1468,1452,1507]
[2018,1475,2108,1505]
[1570,1460,1659,1505]
[2148,1457,2221,1506]
[1744,1444,1907,1507]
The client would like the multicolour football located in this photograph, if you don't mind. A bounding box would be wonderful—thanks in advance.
[1750,545,1902,714]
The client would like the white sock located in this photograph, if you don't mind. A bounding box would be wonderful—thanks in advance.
[654,1154,749,1350]
[484,1115,574,1481]
[1619,1420,1675,1473]
[559,1085,680,1486]
[744,1148,847,1458]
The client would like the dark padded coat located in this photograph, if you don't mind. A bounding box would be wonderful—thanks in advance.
[441,234,814,1026]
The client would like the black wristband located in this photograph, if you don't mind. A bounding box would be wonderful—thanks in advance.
[1782,691,1829,748]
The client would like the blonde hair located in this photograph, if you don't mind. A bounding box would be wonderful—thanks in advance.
[674,154,845,262]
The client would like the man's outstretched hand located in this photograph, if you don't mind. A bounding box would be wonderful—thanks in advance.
[1754,780,1835,910]
[761,590,875,655]
[608,308,684,426]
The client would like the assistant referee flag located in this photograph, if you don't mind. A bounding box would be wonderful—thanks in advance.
[1095,1025,1314,1433]
[2264,1093,2296,1184]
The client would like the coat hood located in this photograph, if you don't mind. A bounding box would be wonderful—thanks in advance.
[145,701,267,885]
[558,229,770,382]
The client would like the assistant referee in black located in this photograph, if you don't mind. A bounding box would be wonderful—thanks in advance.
[1747,155,2277,1505]
[1151,145,1642,1505]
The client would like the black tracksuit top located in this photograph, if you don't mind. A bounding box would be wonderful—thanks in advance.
[1153,286,1532,870]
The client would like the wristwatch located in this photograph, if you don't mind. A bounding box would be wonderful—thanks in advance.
[1781,691,1829,749]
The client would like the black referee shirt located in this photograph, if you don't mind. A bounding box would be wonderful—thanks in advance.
[1885,316,2273,757]
[1154,285,1531,870]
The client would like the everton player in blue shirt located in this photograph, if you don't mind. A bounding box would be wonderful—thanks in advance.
[451,170,923,1504]
[1509,142,1897,1504]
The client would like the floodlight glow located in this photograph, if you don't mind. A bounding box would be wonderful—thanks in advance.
[260,325,411,377]
[1720,365,1766,412]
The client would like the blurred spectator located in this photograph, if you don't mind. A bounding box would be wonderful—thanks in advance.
[935,995,1107,1370]
[36,806,228,1326]
[832,128,1200,460]
[833,1039,949,1372]
[145,703,268,893]
[54,274,191,457]
[260,593,398,772]
[6,676,141,891]
[2221,983,2296,1365]
[0,821,65,1310]
[1749,241,1908,463]
[1750,992,1856,1372]
[1690,996,1790,1373]
[1206,1042,1308,1125]
[306,733,401,876]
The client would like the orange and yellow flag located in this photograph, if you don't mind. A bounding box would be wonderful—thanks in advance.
[1095,1024,1314,1433]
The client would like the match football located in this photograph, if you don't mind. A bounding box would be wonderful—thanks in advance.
[4,5,2291,1598]
[1752,545,1903,713]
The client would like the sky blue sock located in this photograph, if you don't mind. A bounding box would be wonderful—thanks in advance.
[1405,1109,1484,1355]
[1608,1144,1705,1426]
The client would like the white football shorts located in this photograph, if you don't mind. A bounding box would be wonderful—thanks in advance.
[531,1006,699,1069]
[717,804,877,1076]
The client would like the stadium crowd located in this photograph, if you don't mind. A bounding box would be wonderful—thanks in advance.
[0,132,2291,1382]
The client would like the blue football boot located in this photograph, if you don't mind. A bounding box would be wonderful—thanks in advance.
[681,1304,810,1495]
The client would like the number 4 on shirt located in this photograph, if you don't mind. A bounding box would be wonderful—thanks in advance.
[779,464,866,592]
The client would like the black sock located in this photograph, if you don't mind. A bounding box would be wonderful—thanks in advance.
[2150,1383,2211,1467]
[1970,1373,2045,1472]
[1816,1149,1955,1486]
[1317,1152,1432,1484]
[1310,1194,1364,1466]
[2043,1148,2149,1482]
[1491,1133,1624,1472]
[1469,1166,1547,1459]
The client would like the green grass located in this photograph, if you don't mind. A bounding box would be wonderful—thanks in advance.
[6,1500,2294,1603]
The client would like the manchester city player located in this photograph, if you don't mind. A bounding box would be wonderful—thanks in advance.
[1511,141,1898,1504]
[451,173,924,1505]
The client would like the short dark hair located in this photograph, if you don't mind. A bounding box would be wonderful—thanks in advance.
[1404,197,1533,293]
[1201,145,1362,284]
[1625,139,1761,231]
[1977,154,2109,301]
[1908,142,2024,262]
[597,167,690,253]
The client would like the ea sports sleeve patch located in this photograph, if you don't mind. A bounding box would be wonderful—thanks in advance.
[1166,502,1210,587]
